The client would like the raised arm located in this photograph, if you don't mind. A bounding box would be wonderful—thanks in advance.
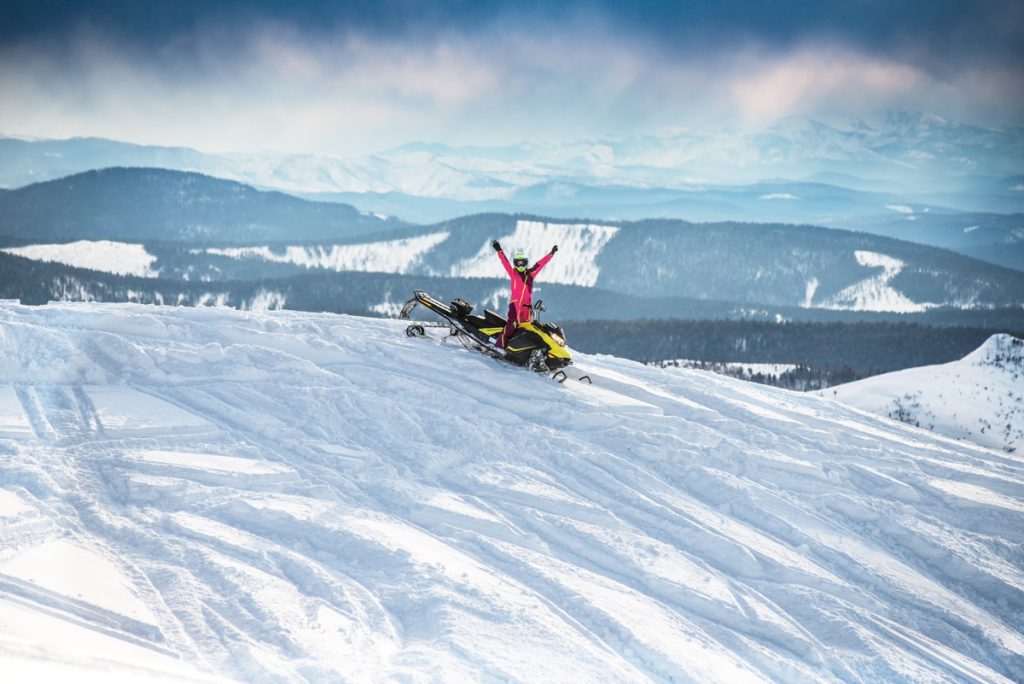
[493,240,516,278]
[530,246,557,275]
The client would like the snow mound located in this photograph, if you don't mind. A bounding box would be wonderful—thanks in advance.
[964,333,1024,369]
[823,334,1024,453]
[0,302,1022,682]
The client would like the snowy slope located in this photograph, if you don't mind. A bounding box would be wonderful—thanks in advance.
[1,240,160,278]
[205,232,450,275]
[1,302,1023,682]
[450,220,619,286]
[819,250,934,313]
[821,335,1024,454]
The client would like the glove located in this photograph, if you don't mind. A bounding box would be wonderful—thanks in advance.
[550,245,558,254]
[492,240,502,252]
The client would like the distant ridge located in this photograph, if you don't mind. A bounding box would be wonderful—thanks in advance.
[0,167,402,244]
[2,171,1023,311]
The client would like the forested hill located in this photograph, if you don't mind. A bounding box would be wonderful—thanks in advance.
[3,170,1023,311]
[566,318,1024,373]
[0,167,402,243]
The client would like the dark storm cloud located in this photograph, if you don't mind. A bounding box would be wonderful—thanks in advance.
[4,0,1021,72]
[605,0,1023,60]
[1,0,503,46]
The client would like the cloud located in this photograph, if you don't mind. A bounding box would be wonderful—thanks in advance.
[0,24,505,152]
[727,47,927,123]
[0,10,1021,154]
[6,1,1022,73]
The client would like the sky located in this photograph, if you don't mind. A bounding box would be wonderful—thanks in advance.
[1,0,1022,155]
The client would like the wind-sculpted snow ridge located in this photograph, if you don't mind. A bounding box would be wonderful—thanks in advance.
[823,334,1024,454]
[1,302,1023,683]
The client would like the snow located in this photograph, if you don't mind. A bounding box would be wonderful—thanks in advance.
[803,277,819,307]
[886,204,915,214]
[130,450,293,476]
[658,360,800,377]
[0,539,158,626]
[822,250,934,313]
[206,232,449,275]
[928,479,1024,513]
[963,225,980,233]
[0,598,227,683]
[241,289,286,312]
[823,334,1024,453]
[1,241,160,278]
[0,385,33,438]
[0,300,1022,682]
[195,292,230,307]
[0,490,32,517]
[452,219,619,287]
[86,386,216,438]
[368,300,404,317]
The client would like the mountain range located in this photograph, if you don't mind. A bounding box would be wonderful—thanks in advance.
[6,112,1022,198]
[2,169,1022,314]
[3,111,1022,261]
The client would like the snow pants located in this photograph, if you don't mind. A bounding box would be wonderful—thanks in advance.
[497,303,530,348]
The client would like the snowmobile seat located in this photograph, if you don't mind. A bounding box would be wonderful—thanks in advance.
[482,309,506,326]
[464,308,505,332]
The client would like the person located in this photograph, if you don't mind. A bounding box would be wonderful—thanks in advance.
[490,240,558,348]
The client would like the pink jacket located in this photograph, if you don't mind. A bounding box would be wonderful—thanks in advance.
[498,250,553,321]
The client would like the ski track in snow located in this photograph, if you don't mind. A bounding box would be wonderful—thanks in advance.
[0,301,1022,682]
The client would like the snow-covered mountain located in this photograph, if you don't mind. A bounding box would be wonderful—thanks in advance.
[5,171,1022,313]
[9,225,1022,313]
[1,301,1022,681]
[4,111,1022,225]
[5,112,1021,195]
[822,334,1024,453]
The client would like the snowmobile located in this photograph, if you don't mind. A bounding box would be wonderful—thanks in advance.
[399,290,574,374]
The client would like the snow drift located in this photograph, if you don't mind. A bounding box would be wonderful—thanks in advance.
[0,301,1022,682]
[823,334,1024,454]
